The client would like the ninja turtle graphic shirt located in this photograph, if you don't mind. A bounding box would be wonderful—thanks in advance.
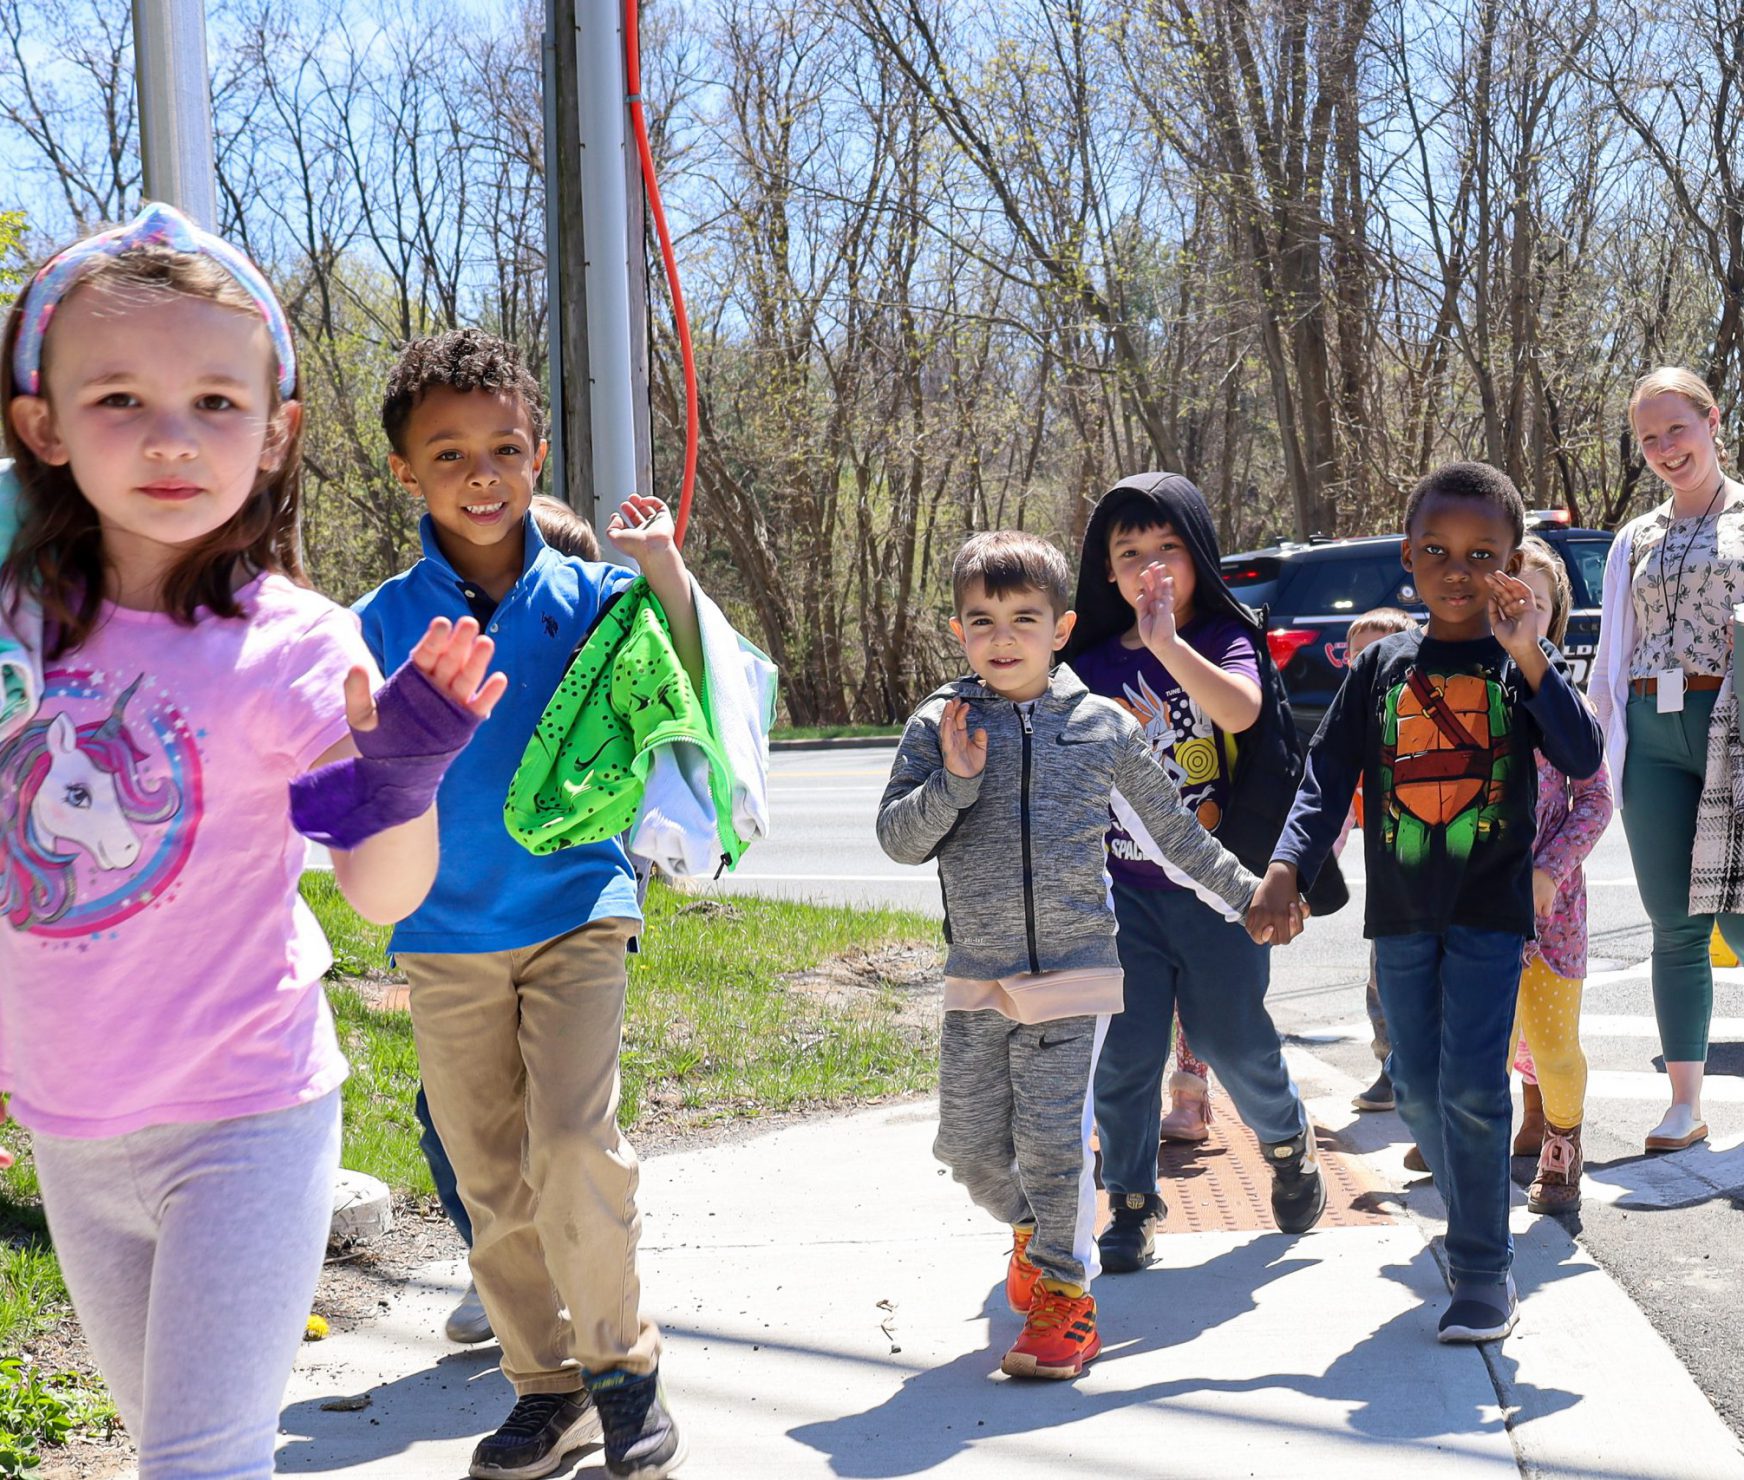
[1074,615,1259,891]
[1272,630,1604,939]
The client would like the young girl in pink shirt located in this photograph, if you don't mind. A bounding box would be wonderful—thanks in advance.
[0,205,502,1478]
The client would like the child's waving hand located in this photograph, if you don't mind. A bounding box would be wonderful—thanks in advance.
[939,698,988,779]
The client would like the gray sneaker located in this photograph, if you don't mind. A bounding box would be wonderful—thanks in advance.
[445,1281,494,1345]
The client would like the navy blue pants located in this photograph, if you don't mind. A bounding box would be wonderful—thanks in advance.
[1374,927,1525,1284]
[415,1083,472,1247]
[1095,881,1308,1196]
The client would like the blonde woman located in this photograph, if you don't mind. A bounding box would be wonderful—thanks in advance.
[1591,367,1744,1152]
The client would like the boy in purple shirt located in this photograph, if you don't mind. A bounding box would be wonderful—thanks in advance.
[1065,474,1326,1273]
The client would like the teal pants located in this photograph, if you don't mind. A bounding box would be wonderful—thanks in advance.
[1622,692,1744,1062]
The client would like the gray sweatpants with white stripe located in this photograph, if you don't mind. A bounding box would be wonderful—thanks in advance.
[934,1008,1110,1289]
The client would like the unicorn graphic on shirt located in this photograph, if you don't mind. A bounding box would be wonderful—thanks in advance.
[0,675,183,929]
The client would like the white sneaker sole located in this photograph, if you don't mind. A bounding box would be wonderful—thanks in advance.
[1437,1307,1519,1344]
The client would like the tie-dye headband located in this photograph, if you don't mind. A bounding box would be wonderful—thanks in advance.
[10,202,297,400]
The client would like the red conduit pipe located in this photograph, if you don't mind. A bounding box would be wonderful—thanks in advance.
[624,0,698,547]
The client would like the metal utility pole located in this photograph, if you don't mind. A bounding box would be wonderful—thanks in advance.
[545,0,653,531]
[544,0,592,520]
[132,0,218,227]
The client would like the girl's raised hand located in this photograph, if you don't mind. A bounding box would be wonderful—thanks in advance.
[1136,563,1179,656]
[342,617,509,734]
[939,697,988,779]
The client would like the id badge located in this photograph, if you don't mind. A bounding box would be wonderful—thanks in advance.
[1658,667,1687,714]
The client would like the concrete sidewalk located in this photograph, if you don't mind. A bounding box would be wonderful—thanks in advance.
[261,1059,1744,1479]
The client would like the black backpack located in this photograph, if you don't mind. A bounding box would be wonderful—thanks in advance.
[1217,606,1349,916]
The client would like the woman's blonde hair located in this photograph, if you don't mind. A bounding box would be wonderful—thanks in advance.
[1628,366,1727,466]
[1516,535,1572,646]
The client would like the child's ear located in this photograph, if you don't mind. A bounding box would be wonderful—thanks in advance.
[1399,539,1415,574]
[8,395,69,466]
[259,400,303,474]
[532,439,550,481]
[388,452,424,500]
[949,615,966,648]
[1053,609,1077,651]
[1506,547,1524,575]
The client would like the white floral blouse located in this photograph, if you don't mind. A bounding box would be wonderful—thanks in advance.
[1626,491,1744,680]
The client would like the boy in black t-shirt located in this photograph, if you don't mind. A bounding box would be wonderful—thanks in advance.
[1249,462,1603,1344]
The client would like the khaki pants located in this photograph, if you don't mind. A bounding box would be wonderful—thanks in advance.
[402,918,660,1393]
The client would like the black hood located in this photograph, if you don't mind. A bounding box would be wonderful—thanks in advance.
[1063,472,1262,665]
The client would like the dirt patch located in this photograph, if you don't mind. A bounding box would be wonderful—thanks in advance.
[781,941,943,1032]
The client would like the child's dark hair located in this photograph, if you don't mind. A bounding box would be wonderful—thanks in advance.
[531,494,600,561]
[381,328,544,456]
[1347,606,1418,644]
[1516,535,1572,645]
[1403,461,1526,547]
[952,531,1071,616]
[1,245,305,659]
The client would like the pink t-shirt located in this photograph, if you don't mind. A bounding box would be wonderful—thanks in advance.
[0,573,375,1137]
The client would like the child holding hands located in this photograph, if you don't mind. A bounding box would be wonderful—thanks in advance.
[1251,464,1603,1342]
[878,531,1259,1379]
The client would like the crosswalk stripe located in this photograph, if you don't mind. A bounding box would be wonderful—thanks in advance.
[1585,1069,1744,1102]
[1582,1133,1744,1209]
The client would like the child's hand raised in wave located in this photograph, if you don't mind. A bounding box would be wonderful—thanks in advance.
[939,698,988,779]
[606,495,684,582]
[1135,563,1180,657]
[1246,861,1309,946]
[1486,570,1541,659]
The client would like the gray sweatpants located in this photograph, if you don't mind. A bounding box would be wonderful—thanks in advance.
[934,1009,1109,1288]
[33,1091,342,1479]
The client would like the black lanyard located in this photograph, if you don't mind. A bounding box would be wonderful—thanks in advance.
[1660,480,1726,646]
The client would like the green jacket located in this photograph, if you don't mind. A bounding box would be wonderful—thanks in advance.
[504,578,745,865]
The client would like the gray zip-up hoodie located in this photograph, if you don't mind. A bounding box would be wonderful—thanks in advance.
[877,665,1259,980]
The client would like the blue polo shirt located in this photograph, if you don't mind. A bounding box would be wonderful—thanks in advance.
[354,512,640,954]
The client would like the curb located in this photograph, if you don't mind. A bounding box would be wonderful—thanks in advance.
[769,735,901,752]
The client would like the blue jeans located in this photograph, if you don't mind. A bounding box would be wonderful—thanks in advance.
[1373,927,1524,1285]
[415,1083,473,1248]
[1095,881,1308,1196]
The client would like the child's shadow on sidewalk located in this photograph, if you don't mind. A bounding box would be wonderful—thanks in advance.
[276,1345,597,1477]
[789,1235,1316,1478]
[788,1242,1578,1479]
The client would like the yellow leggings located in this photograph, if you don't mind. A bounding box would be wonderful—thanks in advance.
[1509,955,1586,1129]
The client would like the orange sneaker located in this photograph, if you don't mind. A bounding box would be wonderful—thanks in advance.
[1001,1285,1101,1379]
[1005,1225,1042,1314]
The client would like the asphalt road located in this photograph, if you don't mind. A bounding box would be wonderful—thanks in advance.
[696,743,1744,1443]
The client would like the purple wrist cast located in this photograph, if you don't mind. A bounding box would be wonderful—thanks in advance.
[290,660,483,850]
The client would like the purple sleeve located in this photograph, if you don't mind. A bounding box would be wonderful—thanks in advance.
[1204,618,1261,684]
[1535,754,1614,886]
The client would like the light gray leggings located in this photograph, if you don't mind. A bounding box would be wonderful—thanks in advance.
[34,1091,341,1479]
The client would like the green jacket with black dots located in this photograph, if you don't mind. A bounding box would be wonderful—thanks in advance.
[504,577,744,867]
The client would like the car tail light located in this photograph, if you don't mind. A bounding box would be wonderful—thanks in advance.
[1267,628,1319,668]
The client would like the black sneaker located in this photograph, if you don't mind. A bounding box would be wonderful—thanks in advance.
[1097,1191,1163,1273]
[468,1391,601,1480]
[585,1366,687,1478]
[1352,1069,1395,1111]
[1437,1276,1519,1343]
[1265,1121,1327,1235]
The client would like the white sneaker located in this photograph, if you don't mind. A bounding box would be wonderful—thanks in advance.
[1645,1103,1708,1152]
[444,1281,494,1345]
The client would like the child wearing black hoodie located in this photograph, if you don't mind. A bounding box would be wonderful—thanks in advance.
[1064,474,1329,1271]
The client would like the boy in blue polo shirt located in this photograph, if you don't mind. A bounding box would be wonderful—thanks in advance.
[355,330,691,1480]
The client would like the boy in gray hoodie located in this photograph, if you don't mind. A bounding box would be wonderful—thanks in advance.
[877,531,1261,1380]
